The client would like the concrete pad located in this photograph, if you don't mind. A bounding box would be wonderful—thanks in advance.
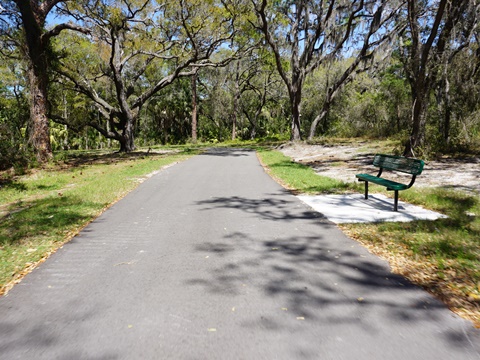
[297,193,448,224]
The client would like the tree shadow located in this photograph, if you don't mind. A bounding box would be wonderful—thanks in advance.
[60,150,178,167]
[0,298,119,360]
[199,148,253,157]
[195,194,330,223]
[0,179,27,191]
[0,195,97,245]
[188,194,480,355]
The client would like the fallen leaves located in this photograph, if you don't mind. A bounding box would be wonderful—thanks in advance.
[340,224,480,328]
[468,294,480,303]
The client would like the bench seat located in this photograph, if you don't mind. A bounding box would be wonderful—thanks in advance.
[355,173,409,191]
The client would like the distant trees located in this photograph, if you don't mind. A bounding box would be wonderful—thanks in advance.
[53,0,245,152]
[252,0,402,141]
[1,0,480,165]
[0,57,29,170]
[399,0,479,156]
[198,49,287,142]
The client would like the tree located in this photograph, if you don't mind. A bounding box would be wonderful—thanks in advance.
[191,66,198,142]
[252,0,401,141]
[399,0,478,156]
[434,1,479,149]
[0,56,29,169]
[236,49,282,139]
[0,0,88,162]
[54,0,245,152]
[197,65,235,142]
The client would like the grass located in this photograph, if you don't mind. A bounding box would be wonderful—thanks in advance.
[257,147,480,327]
[0,149,196,295]
[257,148,354,194]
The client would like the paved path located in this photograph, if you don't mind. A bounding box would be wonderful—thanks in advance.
[1,148,479,360]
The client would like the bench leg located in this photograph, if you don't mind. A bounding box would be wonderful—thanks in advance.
[394,190,398,212]
[364,181,369,199]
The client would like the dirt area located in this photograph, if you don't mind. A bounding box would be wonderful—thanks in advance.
[278,142,480,194]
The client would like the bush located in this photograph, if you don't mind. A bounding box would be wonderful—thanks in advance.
[0,124,30,173]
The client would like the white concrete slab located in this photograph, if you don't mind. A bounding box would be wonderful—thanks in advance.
[297,193,448,224]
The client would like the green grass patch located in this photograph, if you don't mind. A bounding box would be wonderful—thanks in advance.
[257,148,355,193]
[0,149,195,294]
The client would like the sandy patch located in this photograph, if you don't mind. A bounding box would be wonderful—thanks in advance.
[279,142,480,194]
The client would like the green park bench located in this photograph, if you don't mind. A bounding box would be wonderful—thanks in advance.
[355,154,425,212]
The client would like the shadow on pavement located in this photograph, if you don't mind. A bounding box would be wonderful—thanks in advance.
[189,194,480,356]
[200,148,253,157]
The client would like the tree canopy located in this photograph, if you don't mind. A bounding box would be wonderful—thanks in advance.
[1,0,479,162]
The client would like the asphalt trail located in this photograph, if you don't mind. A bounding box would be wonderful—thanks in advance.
[1,148,479,359]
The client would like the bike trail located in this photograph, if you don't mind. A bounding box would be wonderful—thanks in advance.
[1,148,479,359]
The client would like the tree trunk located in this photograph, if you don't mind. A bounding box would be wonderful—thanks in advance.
[16,0,53,162]
[443,104,451,147]
[243,110,258,140]
[115,112,136,152]
[442,75,452,147]
[396,105,401,133]
[27,65,52,162]
[308,109,329,139]
[250,127,257,140]
[307,68,355,140]
[290,90,302,141]
[191,69,198,143]
[232,62,240,141]
[404,94,427,157]
[122,118,136,152]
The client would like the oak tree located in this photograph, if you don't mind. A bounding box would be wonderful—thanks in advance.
[54,0,245,152]
[399,0,478,156]
[0,0,88,162]
[252,0,400,141]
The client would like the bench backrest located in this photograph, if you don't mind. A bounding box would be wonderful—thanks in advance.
[373,154,424,175]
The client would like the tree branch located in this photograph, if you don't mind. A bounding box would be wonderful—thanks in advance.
[252,0,292,90]
[43,22,90,43]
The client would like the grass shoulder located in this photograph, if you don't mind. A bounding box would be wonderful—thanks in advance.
[0,148,197,295]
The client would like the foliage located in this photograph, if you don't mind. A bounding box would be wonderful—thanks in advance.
[252,0,402,141]
[397,0,479,156]
[198,50,290,143]
[0,1,479,161]
[52,0,248,152]
[136,77,193,145]
[318,63,411,139]
[0,60,31,172]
